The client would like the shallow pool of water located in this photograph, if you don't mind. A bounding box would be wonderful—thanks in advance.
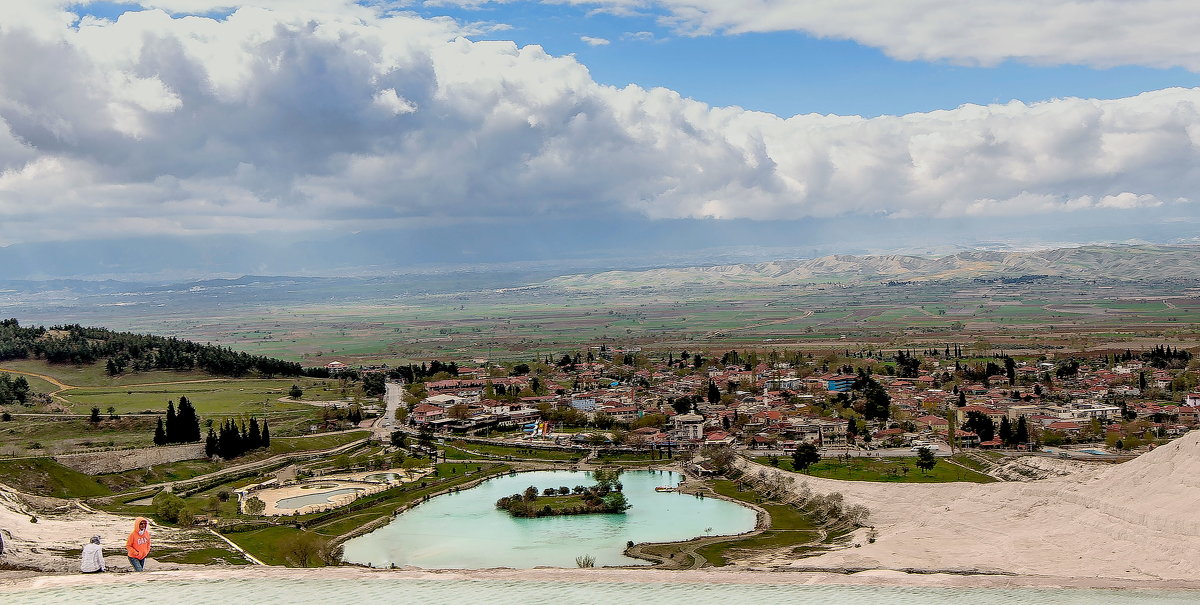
[342,470,756,568]
[3,578,1195,605]
[275,487,363,510]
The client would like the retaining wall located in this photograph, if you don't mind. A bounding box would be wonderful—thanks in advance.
[53,443,206,474]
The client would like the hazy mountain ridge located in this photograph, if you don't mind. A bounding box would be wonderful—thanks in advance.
[545,245,1200,289]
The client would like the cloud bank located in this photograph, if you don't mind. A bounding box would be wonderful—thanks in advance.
[528,0,1200,71]
[0,1,1197,245]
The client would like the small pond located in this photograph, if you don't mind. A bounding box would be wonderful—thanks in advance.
[341,470,756,568]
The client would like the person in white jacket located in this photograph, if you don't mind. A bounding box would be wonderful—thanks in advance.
[80,535,105,573]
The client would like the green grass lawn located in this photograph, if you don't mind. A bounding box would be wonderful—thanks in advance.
[269,430,369,454]
[754,456,996,483]
[693,479,821,567]
[224,526,314,566]
[593,451,672,464]
[444,441,583,461]
[0,458,111,498]
[60,379,323,415]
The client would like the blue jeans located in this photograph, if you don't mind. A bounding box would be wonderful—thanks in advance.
[128,557,145,571]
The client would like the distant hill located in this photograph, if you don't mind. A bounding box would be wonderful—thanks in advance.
[544,245,1200,290]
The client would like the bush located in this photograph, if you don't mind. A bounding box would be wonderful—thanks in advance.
[153,491,192,525]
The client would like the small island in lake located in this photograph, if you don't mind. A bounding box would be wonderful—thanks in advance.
[496,469,632,518]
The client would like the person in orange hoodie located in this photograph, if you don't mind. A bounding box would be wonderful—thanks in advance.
[126,517,151,571]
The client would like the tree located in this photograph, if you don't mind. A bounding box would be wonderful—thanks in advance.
[165,400,176,440]
[390,431,408,449]
[791,442,820,473]
[671,396,693,415]
[603,491,631,512]
[89,406,101,424]
[244,496,265,515]
[289,384,304,399]
[205,427,218,457]
[998,416,1013,446]
[916,447,937,474]
[261,420,270,448]
[248,417,262,449]
[1015,416,1029,445]
[176,396,201,442]
[862,382,891,421]
[707,380,721,404]
[963,411,995,442]
[154,418,167,445]
[418,424,435,452]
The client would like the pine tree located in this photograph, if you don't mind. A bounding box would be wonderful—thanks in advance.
[153,418,167,445]
[261,420,270,448]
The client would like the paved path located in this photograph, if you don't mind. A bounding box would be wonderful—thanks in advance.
[373,382,403,439]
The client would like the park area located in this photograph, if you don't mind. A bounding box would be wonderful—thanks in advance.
[754,455,996,483]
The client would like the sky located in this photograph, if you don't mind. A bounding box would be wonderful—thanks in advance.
[2,0,1200,279]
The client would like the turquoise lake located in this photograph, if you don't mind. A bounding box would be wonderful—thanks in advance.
[341,470,757,568]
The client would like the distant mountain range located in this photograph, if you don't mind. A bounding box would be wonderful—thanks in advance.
[545,245,1200,290]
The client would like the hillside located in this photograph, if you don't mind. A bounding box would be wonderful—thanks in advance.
[545,244,1200,290]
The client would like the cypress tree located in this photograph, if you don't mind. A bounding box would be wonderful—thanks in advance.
[205,427,218,458]
[261,420,270,448]
[998,416,1013,446]
[248,417,261,450]
[153,418,167,446]
[1015,416,1029,445]
[165,400,177,443]
[176,396,200,443]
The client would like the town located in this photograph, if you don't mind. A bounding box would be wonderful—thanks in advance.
[379,344,1195,460]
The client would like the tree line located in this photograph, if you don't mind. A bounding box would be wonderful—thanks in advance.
[153,396,201,445]
[0,319,316,378]
[205,417,270,459]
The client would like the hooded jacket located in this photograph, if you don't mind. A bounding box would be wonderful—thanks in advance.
[126,517,151,559]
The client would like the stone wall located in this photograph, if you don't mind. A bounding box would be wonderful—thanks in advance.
[53,443,206,474]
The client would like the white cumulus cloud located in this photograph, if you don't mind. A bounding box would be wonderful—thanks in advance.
[580,35,610,46]
[0,1,1198,245]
